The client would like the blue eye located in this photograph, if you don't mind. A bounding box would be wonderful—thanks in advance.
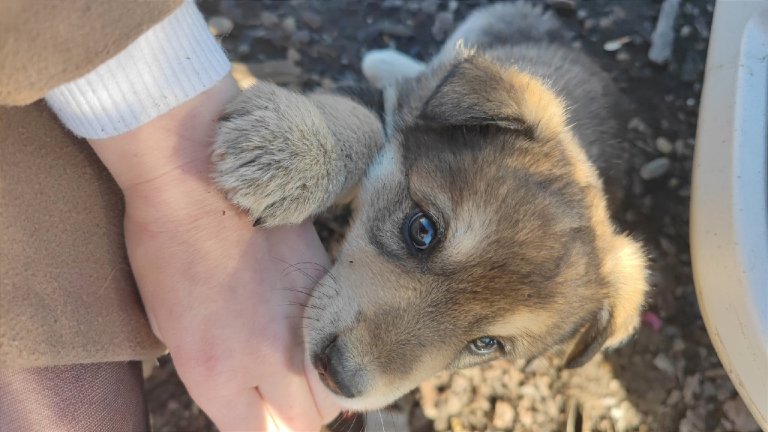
[470,337,500,354]
[406,211,436,251]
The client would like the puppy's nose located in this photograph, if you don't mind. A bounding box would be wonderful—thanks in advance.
[312,335,359,398]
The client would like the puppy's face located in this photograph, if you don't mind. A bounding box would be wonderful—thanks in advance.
[305,56,648,410]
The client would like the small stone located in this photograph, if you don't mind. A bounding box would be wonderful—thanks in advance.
[259,11,279,28]
[649,0,681,64]
[628,117,652,134]
[492,400,516,429]
[291,29,311,45]
[547,0,576,12]
[598,15,616,30]
[656,137,674,154]
[640,157,671,180]
[603,35,632,52]
[382,0,404,8]
[207,16,234,37]
[683,374,701,405]
[302,11,322,30]
[666,389,682,405]
[432,11,454,41]
[672,337,686,351]
[286,48,302,63]
[420,0,440,14]
[653,353,676,375]
[616,50,631,62]
[723,398,760,431]
[681,51,704,82]
[282,17,297,35]
[679,408,705,432]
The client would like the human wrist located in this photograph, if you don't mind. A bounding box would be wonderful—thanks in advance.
[88,75,240,196]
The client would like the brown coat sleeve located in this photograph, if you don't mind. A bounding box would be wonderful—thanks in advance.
[0,0,182,106]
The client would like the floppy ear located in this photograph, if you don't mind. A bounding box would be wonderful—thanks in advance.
[564,235,648,368]
[420,55,567,141]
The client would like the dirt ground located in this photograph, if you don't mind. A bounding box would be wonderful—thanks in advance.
[145,1,762,431]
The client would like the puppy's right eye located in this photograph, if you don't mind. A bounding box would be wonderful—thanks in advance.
[404,211,437,251]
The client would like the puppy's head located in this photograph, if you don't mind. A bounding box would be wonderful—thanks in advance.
[305,55,648,410]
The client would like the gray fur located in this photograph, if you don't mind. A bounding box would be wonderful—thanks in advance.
[212,83,383,226]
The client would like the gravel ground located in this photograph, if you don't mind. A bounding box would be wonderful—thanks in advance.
[145,1,762,431]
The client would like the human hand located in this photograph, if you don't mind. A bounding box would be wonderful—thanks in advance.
[90,77,341,431]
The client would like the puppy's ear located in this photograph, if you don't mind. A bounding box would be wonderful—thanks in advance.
[420,55,567,141]
[564,235,648,368]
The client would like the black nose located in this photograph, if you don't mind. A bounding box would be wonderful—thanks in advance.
[312,335,358,398]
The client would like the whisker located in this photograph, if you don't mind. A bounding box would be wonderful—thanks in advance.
[328,412,345,431]
[272,257,341,296]
[282,267,338,296]
[378,409,385,432]
[279,287,319,299]
[289,261,341,285]
[282,301,326,312]
[345,412,358,432]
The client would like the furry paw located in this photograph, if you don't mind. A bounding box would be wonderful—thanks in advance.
[213,82,336,227]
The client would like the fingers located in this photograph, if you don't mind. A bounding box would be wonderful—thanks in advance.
[187,382,268,431]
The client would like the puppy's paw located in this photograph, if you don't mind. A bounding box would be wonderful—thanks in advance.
[213,83,336,227]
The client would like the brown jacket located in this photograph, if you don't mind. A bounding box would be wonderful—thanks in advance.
[0,1,182,368]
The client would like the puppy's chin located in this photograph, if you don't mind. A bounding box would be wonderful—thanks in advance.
[325,385,408,412]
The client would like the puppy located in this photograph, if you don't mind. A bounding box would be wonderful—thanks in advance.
[213,2,648,411]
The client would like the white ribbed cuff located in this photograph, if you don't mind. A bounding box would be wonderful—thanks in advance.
[45,1,231,139]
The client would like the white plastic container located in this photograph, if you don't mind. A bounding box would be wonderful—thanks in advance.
[691,0,768,428]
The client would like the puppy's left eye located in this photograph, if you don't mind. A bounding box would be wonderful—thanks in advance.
[469,337,501,354]
[405,211,436,251]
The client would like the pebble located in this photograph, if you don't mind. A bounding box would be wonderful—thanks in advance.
[679,408,705,432]
[640,157,671,180]
[655,136,674,154]
[420,0,440,14]
[603,35,632,52]
[259,11,280,28]
[681,51,704,82]
[282,16,297,35]
[615,50,631,62]
[302,11,322,30]
[432,11,454,41]
[649,0,681,64]
[683,374,701,405]
[666,389,682,405]
[492,400,516,429]
[653,353,676,375]
[286,48,302,63]
[291,29,311,45]
[207,16,234,36]
[723,398,760,431]
[547,0,576,12]
[628,117,652,134]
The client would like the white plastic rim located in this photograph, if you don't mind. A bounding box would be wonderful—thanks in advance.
[691,0,768,429]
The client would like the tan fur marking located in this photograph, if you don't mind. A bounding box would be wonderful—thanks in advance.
[501,66,648,349]
[502,68,567,142]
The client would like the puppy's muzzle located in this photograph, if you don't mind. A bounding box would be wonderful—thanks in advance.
[311,334,368,399]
